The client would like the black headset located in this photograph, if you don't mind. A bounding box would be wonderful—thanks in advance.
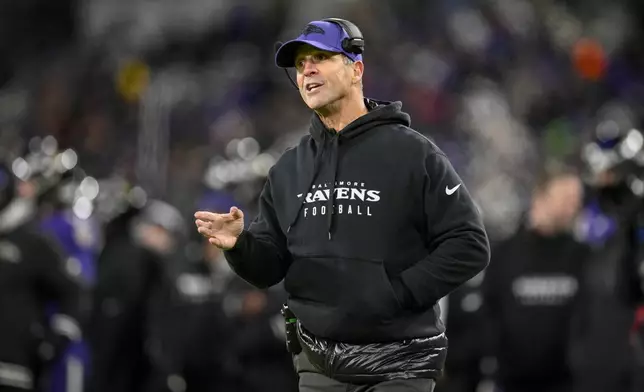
[320,18,365,55]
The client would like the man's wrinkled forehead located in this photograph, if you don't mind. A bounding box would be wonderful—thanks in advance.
[294,44,340,62]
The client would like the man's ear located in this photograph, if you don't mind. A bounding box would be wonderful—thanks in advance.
[353,60,364,85]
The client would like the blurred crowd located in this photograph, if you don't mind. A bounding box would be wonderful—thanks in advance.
[2,0,644,391]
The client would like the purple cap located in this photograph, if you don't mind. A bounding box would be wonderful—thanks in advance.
[275,20,363,68]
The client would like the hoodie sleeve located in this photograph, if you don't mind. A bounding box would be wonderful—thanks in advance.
[224,175,292,289]
[397,152,490,310]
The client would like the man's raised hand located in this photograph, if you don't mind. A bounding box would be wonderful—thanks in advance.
[194,207,244,250]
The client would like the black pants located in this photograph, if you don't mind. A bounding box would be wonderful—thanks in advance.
[294,354,435,392]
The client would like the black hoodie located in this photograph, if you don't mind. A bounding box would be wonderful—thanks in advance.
[225,99,490,343]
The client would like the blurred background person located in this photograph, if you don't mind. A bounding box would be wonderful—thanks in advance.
[482,168,587,392]
[142,192,297,392]
[0,158,83,392]
[87,195,185,392]
[572,122,644,392]
[21,137,99,392]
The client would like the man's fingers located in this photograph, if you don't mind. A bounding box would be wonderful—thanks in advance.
[230,206,243,219]
[195,220,215,233]
[194,211,218,220]
[195,210,239,222]
[195,213,228,227]
[197,226,212,237]
[195,219,209,227]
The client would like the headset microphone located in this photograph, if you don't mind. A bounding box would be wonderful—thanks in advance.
[274,41,299,90]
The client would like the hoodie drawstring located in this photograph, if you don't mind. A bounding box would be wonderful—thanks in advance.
[326,134,340,240]
[285,131,340,241]
[287,134,327,233]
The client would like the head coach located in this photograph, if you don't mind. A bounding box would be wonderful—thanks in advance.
[195,18,490,392]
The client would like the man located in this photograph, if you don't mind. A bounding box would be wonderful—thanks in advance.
[88,198,185,392]
[573,125,644,392]
[33,152,98,392]
[482,169,588,392]
[195,18,490,392]
[0,161,83,392]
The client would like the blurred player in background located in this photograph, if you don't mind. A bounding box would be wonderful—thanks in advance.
[0,157,83,392]
[88,194,185,392]
[483,168,588,392]
[573,119,644,392]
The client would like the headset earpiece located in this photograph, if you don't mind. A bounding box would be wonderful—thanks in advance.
[321,18,365,55]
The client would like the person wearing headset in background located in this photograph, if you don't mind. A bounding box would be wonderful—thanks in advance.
[572,123,644,392]
[195,18,490,392]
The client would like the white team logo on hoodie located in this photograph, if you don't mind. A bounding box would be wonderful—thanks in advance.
[297,181,380,218]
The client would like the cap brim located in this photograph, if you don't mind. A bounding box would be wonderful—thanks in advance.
[275,39,341,68]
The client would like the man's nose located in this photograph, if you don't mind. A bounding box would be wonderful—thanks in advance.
[302,60,318,77]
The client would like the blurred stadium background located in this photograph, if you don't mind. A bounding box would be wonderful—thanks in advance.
[2,0,643,239]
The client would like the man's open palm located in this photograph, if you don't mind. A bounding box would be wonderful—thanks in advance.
[194,207,244,250]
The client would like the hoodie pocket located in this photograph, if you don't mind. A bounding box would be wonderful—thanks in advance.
[285,256,401,323]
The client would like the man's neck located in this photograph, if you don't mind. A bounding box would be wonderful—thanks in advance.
[316,93,368,132]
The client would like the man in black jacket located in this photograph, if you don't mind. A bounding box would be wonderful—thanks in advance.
[195,18,490,392]
[0,162,83,392]
[574,125,644,392]
[483,169,588,392]
[88,199,185,392]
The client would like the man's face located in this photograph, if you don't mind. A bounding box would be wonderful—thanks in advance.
[540,175,583,230]
[294,45,357,111]
[136,223,175,255]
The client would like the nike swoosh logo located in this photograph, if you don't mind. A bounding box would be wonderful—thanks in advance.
[445,184,461,195]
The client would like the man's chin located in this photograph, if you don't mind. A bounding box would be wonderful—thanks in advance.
[307,96,339,112]
[306,99,327,111]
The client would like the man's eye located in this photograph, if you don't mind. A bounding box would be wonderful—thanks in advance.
[313,53,326,61]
